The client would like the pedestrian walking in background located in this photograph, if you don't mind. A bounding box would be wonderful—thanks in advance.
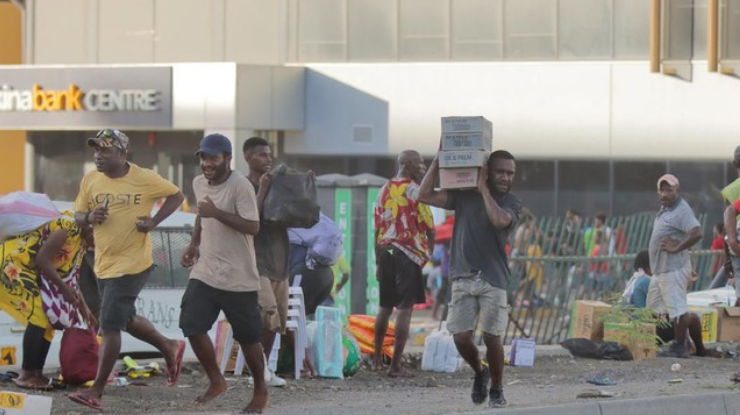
[243,136,290,387]
[372,150,435,377]
[419,149,522,408]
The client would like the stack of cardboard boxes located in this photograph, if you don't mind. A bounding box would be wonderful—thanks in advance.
[438,116,492,189]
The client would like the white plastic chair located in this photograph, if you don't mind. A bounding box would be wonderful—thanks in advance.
[286,274,307,380]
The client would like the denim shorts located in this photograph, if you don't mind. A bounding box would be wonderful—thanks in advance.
[97,266,151,332]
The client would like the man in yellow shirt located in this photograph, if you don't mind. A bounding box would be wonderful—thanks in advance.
[68,129,185,412]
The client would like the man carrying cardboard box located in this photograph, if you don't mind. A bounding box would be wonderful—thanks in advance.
[419,148,522,408]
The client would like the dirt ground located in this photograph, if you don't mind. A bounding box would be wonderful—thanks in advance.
[24,347,740,415]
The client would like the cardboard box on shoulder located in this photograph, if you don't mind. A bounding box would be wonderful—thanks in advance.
[603,322,657,360]
[712,306,740,342]
[439,167,479,189]
[438,150,489,168]
[688,306,718,343]
[567,300,611,342]
[441,132,492,152]
[441,116,493,136]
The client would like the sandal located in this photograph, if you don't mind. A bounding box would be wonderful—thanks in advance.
[731,372,740,383]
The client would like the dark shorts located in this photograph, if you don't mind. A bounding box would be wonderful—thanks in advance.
[97,266,151,332]
[78,252,101,318]
[377,246,426,310]
[179,279,262,345]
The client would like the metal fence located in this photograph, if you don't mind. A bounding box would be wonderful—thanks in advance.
[147,215,726,346]
[149,227,193,288]
[502,212,723,345]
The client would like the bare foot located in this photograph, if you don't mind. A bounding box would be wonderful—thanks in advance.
[194,377,228,406]
[164,339,185,386]
[13,377,51,391]
[371,358,385,372]
[387,367,415,378]
[238,387,269,414]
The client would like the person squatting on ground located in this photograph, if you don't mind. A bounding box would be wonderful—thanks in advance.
[68,129,186,411]
[243,136,291,387]
[625,251,721,358]
[419,149,522,409]
[0,214,94,390]
[371,150,435,378]
[646,174,703,359]
[180,133,268,414]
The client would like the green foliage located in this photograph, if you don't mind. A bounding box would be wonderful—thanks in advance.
[601,295,669,352]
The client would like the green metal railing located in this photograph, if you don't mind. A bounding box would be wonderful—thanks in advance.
[501,212,723,345]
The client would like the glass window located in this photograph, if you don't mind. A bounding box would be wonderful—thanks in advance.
[558,0,612,59]
[613,161,666,215]
[348,0,398,60]
[451,0,504,60]
[298,0,347,61]
[613,0,650,59]
[399,0,450,60]
[693,0,708,59]
[557,161,610,217]
[504,0,556,59]
[725,0,740,60]
[514,160,555,216]
[664,0,695,61]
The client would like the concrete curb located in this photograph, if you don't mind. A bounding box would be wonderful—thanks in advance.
[450,391,740,415]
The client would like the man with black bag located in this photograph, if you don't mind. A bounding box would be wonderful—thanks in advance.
[243,137,291,386]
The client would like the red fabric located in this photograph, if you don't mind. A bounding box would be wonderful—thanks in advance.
[373,178,434,265]
[60,327,99,385]
[712,236,724,251]
[434,217,454,243]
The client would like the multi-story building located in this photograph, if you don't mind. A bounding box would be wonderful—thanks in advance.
[1,0,739,226]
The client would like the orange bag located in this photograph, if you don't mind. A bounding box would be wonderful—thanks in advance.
[346,325,394,347]
[358,342,393,358]
[348,315,395,336]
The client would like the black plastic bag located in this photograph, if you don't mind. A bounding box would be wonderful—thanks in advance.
[263,165,320,229]
[560,338,633,361]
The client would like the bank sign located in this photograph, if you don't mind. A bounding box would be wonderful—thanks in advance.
[0,66,172,129]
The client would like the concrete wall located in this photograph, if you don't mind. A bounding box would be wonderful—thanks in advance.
[284,62,740,160]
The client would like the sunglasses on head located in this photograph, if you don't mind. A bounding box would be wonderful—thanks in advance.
[96,129,125,149]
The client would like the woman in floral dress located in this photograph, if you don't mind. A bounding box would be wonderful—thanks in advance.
[0,214,92,390]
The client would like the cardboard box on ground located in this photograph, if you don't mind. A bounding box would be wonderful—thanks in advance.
[713,306,740,342]
[603,322,657,361]
[215,320,241,373]
[568,300,611,342]
[0,391,52,414]
[688,306,718,343]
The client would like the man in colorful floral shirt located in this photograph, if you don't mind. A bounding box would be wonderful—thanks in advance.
[372,150,435,377]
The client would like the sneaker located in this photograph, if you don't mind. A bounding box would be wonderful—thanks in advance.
[489,388,507,408]
[658,341,690,359]
[264,369,286,387]
[470,368,490,404]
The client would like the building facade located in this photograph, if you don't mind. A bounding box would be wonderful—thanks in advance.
[1,0,739,224]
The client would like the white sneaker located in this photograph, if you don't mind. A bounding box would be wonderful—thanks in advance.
[264,370,286,387]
